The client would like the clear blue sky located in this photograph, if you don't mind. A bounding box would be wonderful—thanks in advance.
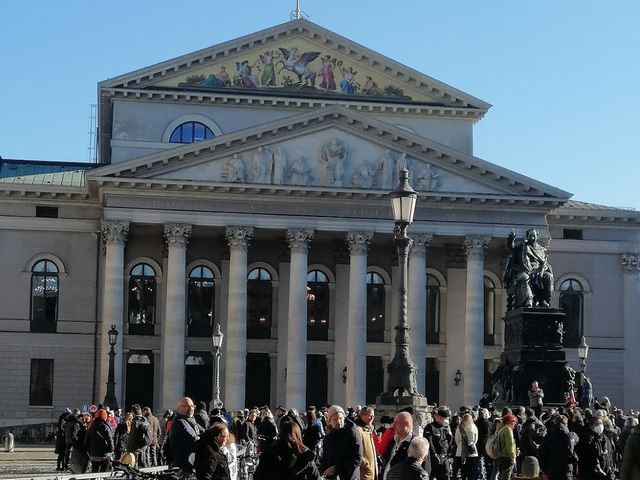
[2,1,638,209]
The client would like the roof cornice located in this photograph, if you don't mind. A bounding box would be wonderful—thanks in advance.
[103,87,486,120]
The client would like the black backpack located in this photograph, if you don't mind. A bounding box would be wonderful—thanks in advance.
[128,417,152,451]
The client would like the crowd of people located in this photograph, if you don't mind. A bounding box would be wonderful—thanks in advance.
[53,385,640,480]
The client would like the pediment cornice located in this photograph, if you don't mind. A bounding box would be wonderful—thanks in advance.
[89,105,570,200]
[99,19,490,111]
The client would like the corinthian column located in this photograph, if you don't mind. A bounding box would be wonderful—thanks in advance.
[345,231,373,407]
[224,226,253,411]
[408,233,432,394]
[621,253,640,409]
[99,221,129,404]
[286,229,314,409]
[161,224,192,411]
[463,236,490,406]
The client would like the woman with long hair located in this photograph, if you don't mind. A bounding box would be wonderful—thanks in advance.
[114,413,133,462]
[254,421,322,480]
[455,413,481,480]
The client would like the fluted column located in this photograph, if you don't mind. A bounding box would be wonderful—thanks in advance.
[408,234,432,394]
[621,253,640,409]
[345,231,373,407]
[463,236,490,406]
[286,229,314,410]
[224,226,253,410]
[99,221,129,404]
[161,224,192,410]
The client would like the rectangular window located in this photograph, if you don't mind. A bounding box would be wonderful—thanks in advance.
[30,359,54,406]
[36,206,58,218]
[563,229,583,240]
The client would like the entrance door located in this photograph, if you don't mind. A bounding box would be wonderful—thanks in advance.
[246,353,270,408]
[125,352,154,411]
[185,352,213,406]
[366,356,384,404]
[306,355,327,408]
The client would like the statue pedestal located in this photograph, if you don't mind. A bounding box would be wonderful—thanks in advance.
[498,308,569,405]
[375,393,432,435]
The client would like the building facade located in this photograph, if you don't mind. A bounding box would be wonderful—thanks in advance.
[0,19,638,424]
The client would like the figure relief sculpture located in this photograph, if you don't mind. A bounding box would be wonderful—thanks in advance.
[318,138,347,187]
[395,153,412,179]
[289,156,311,186]
[224,154,245,183]
[503,228,554,309]
[252,146,273,184]
[374,149,395,189]
[273,146,288,185]
[415,163,441,191]
[350,162,374,189]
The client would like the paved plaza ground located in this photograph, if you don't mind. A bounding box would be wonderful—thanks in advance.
[0,446,58,479]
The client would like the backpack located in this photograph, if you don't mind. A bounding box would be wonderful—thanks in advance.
[486,431,501,459]
[128,417,152,451]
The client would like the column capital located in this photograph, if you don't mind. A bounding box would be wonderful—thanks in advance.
[287,229,314,253]
[346,231,374,255]
[164,223,192,248]
[101,221,129,250]
[409,233,434,257]
[226,226,254,251]
[621,253,640,274]
[464,236,491,260]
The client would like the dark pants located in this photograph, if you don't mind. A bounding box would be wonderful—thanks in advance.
[64,443,72,470]
[90,458,111,472]
[148,444,159,467]
[432,459,451,480]
[496,457,514,480]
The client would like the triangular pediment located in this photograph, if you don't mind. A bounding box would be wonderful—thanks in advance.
[99,19,489,110]
[89,106,570,202]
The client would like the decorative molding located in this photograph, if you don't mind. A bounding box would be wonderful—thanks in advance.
[163,223,192,248]
[225,226,254,251]
[464,236,491,260]
[101,221,129,250]
[286,229,314,254]
[346,231,374,255]
[445,246,466,268]
[332,239,350,264]
[409,233,434,257]
[621,253,640,273]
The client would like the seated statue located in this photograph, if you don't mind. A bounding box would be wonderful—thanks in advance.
[504,228,553,309]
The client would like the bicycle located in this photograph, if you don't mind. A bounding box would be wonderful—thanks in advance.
[112,461,186,480]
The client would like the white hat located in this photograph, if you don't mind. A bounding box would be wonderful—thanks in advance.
[327,405,345,421]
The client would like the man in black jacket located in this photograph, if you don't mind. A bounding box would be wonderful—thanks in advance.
[170,397,205,473]
[424,407,453,480]
[320,405,363,480]
[85,409,114,472]
[387,436,430,480]
[540,416,577,480]
[193,424,231,480]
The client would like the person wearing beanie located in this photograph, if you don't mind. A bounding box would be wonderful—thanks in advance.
[85,409,114,472]
[319,405,362,480]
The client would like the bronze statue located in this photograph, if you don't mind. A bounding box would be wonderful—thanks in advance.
[504,228,553,309]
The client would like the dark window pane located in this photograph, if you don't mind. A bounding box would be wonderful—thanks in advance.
[170,129,181,143]
[128,268,156,336]
[182,123,193,142]
[560,290,583,348]
[366,283,385,342]
[426,274,440,344]
[36,206,58,218]
[484,277,496,346]
[187,276,215,337]
[30,359,54,406]
[31,269,58,332]
[307,282,329,340]
[247,279,272,339]
[205,128,214,140]
[194,123,206,141]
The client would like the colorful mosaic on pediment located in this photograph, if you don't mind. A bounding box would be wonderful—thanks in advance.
[155,38,430,101]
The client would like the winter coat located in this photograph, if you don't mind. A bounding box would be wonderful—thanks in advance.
[126,415,151,453]
[520,417,547,457]
[387,457,429,480]
[320,418,363,480]
[424,420,453,461]
[302,419,324,451]
[234,420,257,445]
[194,409,210,431]
[193,429,230,480]
[170,414,204,473]
[85,419,114,458]
[621,426,640,480]
[496,423,516,460]
[114,422,130,461]
[455,423,479,458]
[145,413,161,446]
[254,441,321,480]
[539,423,576,476]
[55,412,70,454]
[257,417,278,449]
[70,424,90,474]
[576,427,615,480]
[355,419,378,480]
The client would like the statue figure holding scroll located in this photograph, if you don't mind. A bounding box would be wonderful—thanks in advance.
[504,228,553,309]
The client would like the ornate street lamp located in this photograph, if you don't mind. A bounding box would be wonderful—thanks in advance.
[103,324,119,409]
[578,336,589,373]
[211,322,224,410]
[378,168,422,405]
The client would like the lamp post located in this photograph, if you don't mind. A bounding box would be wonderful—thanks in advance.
[211,322,224,410]
[378,168,423,405]
[578,336,589,373]
[103,324,119,410]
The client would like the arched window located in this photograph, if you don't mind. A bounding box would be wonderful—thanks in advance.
[426,274,440,344]
[128,263,157,335]
[484,276,496,345]
[247,267,273,339]
[366,272,385,342]
[30,260,59,333]
[169,122,214,143]
[307,270,329,341]
[560,278,584,347]
[187,266,215,337]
